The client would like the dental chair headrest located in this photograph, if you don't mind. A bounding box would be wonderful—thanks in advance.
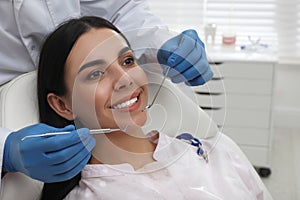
[0,71,39,131]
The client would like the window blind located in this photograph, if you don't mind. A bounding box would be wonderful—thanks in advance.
[147,0,205,32]
[205,0,277,48]
[275,0,300,63]
[147,0,300,63]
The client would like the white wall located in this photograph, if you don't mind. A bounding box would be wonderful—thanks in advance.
[273,64,300,128]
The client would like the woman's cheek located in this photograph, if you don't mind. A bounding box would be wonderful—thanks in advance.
[94,84,112,126]
[68,85,99,128]
[128,67,148,87]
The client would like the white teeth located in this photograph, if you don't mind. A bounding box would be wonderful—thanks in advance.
[112,97,138,109]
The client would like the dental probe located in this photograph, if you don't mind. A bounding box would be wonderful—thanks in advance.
[142,66,171,112]
[142,36,185,112]
[21,128,121,141]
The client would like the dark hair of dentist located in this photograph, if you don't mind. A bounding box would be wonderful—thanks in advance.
[37,16,129,200]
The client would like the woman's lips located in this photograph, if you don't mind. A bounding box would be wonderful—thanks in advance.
[110,91,142,112]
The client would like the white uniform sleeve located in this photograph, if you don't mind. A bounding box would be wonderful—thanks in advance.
[80,0,174,64]
[80,0,167,31]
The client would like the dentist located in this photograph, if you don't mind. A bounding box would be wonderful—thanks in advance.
[0,0,213,185]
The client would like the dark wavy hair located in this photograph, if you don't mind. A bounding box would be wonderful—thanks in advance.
[38,16,128,200]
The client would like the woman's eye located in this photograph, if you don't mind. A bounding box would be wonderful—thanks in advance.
[87,70,104,80]
[122,57,135,66]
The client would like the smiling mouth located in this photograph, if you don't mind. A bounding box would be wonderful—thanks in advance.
[110,93,140,110]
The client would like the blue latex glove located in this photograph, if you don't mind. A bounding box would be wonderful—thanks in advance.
[3,123,96,183]
[157,29,213,86]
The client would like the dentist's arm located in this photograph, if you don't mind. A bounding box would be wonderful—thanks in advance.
[2,123,95,183]
[157,29,213,86]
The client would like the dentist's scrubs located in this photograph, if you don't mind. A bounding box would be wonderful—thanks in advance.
[0,0,165,187]
[66,131,263,200]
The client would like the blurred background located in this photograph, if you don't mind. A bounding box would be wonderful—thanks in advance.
[147,0,300,199]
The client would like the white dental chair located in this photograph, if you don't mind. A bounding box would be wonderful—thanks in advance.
[0,71,272,200]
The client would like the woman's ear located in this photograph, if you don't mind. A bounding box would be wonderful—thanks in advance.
[47,93,74,121]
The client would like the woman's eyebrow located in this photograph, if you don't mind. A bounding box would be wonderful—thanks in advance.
[118,46,131,57]
[78,59,105,74]
[77,46,131,74]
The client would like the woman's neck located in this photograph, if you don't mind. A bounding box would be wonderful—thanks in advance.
[89,129,157,170]
[108,128,157,152]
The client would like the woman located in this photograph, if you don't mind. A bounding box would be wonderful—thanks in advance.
[38,16,263,200]
[1,0,212,186]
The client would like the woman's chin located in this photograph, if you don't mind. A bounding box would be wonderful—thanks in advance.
[131,112,147,127]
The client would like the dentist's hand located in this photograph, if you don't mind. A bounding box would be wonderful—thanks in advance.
[157,29,213,86]
[3,123,95,183]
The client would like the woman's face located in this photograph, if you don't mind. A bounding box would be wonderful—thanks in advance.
[63,28,148,130]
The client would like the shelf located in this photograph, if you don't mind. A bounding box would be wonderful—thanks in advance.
[206,44,278,63]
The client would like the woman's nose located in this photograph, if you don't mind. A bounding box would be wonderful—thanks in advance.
[113,66,133,91]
